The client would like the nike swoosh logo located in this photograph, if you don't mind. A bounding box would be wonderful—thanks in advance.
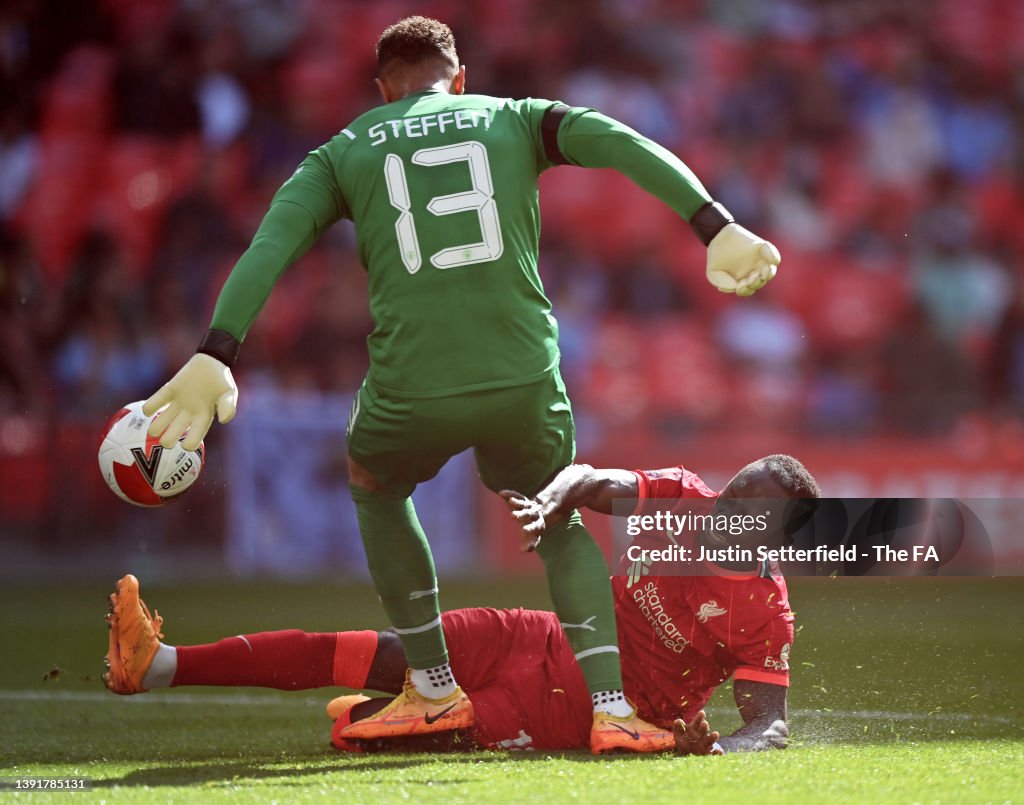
[609,722,640,741]
[424,702,458,725]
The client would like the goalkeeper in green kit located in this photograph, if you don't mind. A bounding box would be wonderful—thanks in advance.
[142,16,780,753]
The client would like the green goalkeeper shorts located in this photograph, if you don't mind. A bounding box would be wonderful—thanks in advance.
[346,369,576,499]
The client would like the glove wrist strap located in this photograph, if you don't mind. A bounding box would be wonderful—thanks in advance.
[197,329,241,368]
[690,201,734,246]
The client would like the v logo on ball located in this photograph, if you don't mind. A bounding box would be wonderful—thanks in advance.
[130,445,164,486]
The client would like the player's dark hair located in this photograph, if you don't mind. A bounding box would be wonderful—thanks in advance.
[376,16,458,77]
[758,454,821,499]
[752,454,821,539]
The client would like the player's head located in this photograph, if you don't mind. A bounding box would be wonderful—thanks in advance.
[712,454,821,544]
[722,454,821,501]
[375,16,465,103]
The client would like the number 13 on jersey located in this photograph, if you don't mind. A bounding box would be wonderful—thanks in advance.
[383,140,504,274]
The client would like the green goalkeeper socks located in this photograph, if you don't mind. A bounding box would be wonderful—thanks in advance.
[351,490,623,694]
[351,488,448,669]
[535,511,624,694]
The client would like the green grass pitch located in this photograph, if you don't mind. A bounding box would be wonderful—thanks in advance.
[1,576,1021,803]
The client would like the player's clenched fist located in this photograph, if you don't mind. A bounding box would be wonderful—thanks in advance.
[706,223,780,297]
[143,354,238,451]
[689,201,780,297]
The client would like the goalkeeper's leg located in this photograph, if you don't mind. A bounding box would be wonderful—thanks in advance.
[349,485,446,672]
[341,382,474,738]
[473,375,624,697]
[342,485,474,738]
[533,511,623,694]
[475,371,673,753]
[532,514,673,752]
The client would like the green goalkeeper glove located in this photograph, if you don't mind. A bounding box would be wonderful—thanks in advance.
[143,335,239,450]
[690,202,781,297]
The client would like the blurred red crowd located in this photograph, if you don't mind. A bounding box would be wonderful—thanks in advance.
[1,0,1023,452]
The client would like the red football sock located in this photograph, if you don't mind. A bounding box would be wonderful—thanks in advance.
[173,630,340,690]
[332,630,379,689]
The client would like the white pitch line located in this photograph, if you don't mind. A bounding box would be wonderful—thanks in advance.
[786,708,1014,725]
[0,689,316,707]
[0,690,1015,725]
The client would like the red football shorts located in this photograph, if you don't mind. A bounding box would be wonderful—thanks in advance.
[441,608,592,750]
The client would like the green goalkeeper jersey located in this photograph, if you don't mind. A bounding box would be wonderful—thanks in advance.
[210,90,713,397]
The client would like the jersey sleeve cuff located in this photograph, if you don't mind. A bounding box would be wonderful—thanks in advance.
[690,201,734,246]
[734,667,790,687]
[631,470,650,516]
[197,329,241,368]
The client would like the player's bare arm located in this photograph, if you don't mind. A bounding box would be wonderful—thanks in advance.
[672,682,787,756]
[716,679,789,753]
[499,465,638,551]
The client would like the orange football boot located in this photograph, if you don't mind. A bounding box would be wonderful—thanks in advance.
[104,574,164,695]
[338,670,473,739]
[590,707,675,754]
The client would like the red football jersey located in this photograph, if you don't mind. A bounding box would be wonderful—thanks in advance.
[613,465,794,728]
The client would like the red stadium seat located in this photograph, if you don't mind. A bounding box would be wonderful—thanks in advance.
[643,320,731,422]
[37,46,114,139]
[20,134,106,284]
[0,416,51,523]
[92,137,202,276]
[20,46,114,283]
[773,254,910,351]
[580,317,653,424]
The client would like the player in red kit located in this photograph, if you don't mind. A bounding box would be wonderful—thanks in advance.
[501,453,819,753]
[105,454,817,755]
